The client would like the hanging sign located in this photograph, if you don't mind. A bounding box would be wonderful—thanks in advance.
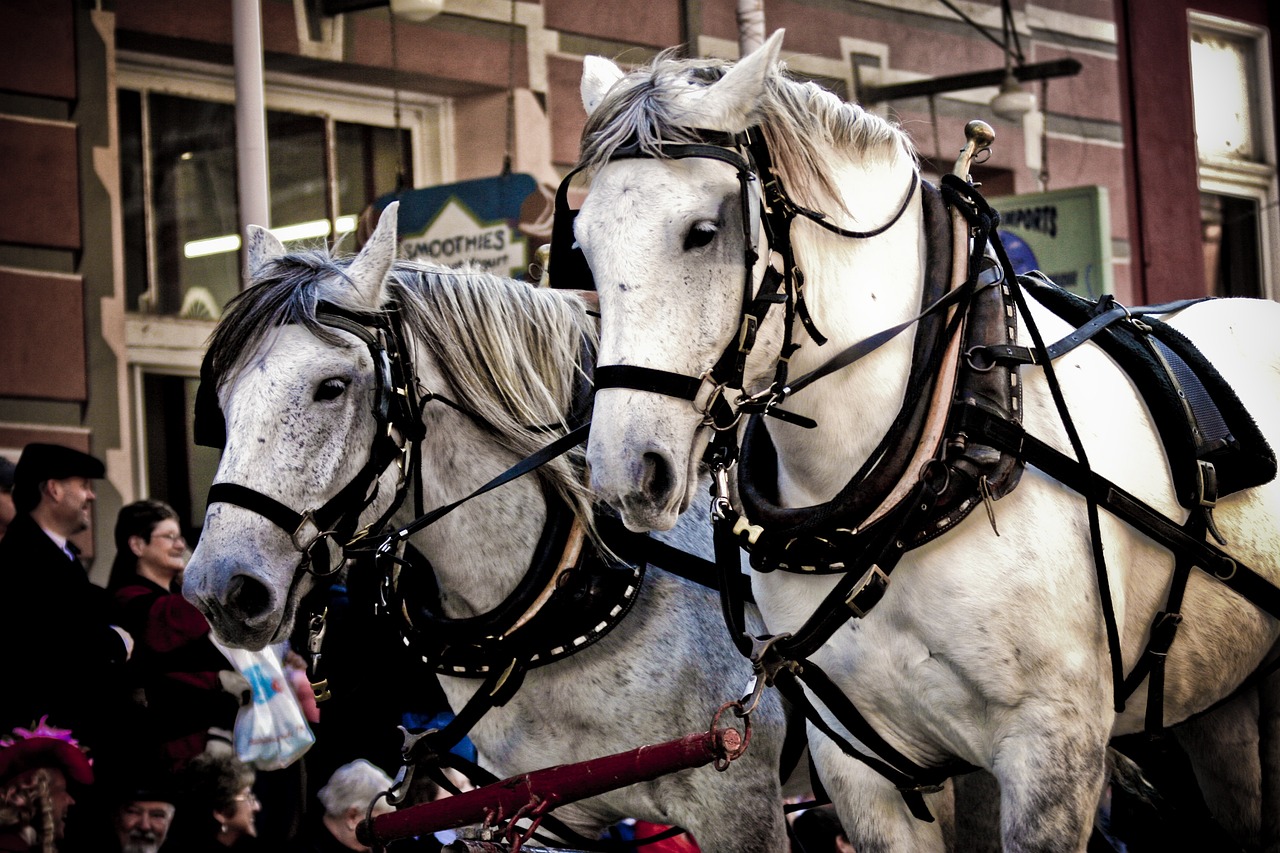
[375,173,539,279]
[988,185,1113,298]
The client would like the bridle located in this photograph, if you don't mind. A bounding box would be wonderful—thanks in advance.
[559,127,921,446]
[196,302,431,585]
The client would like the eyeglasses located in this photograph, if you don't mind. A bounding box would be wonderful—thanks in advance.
[152,531,186,544]
[233,792,259,806]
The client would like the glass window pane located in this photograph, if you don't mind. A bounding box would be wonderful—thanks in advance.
[267,110,329,245]
[119,89,148,311]
[335,121,412,230]
[1200,192,1261,298]
[150,94,240,318]
[1191,30,1259,162]
[142,374,220,537]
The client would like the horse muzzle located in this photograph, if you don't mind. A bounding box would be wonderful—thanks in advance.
[183,552,293,651]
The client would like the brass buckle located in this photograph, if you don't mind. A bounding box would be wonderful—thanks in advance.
[845,565,890,618]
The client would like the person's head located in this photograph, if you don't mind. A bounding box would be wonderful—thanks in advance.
[109,500,185,590]
[14,443,106,538]
[317,760,395,851]
[0,718,93,849]
[179,751,258,846]
[112,793,176,853]
[0,455,16,540]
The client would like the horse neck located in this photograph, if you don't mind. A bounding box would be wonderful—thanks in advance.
[407,404,551,620]
[762,151,925,506]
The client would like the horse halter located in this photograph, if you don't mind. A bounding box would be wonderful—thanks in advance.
[567,127,920,445]
[195,302,427,580]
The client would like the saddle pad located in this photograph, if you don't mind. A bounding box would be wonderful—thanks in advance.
[1020,276,1276,507]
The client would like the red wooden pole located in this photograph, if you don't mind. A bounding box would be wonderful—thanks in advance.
[363,727,740,845]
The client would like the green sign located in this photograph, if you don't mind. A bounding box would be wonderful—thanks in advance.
[988,185,1113,298]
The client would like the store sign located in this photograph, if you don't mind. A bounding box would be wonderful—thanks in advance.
[988,185,1113,298]
[377,173,538,279]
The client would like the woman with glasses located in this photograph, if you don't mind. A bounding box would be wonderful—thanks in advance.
[171,750,263,851]
[109,500,239,771]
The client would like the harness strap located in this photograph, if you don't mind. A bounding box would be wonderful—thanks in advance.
[957,404,1280,620]
[596,515,754,604]
[377,421,590,548]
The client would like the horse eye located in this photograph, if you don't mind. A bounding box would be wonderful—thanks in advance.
[683,222,718,251]
[314,378,348,402]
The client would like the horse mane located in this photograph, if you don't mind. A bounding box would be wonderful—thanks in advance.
[579,51,916,211]
[205,250,601,540]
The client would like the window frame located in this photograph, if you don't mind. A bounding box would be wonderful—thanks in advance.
[118,50,453,316]
[118,51,453,504]
[1188,12,1278,300]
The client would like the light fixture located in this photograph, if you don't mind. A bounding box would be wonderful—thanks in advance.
[989,0,1035,122]
[990,73,1036,121]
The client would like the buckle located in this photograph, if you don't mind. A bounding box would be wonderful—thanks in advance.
[845,565,890,618]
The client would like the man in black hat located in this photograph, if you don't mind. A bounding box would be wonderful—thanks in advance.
[0,443,133,746]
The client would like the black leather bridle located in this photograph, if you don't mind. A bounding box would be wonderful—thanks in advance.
[560,127,920,447]
[196,303,428,581]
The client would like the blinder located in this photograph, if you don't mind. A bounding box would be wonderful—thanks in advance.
[548,133,764,293]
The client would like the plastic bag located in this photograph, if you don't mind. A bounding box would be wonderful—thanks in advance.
[212,641,315,771]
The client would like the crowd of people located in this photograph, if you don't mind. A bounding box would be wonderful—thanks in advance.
[0,444,457,852]
[0,441,865,853]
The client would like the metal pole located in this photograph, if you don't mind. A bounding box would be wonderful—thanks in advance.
[736,0,764,56]
[233,0,271,274]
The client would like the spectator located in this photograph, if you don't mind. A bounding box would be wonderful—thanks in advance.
[171,752,261,852]
[291,760,395,852]
[107,500,238,770]
[108,786,176,853]
[0,718,94,853]
[0,456,15,542]
[0,444,132,749]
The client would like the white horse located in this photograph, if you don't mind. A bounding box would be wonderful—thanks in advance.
[574,31,1280,853]
[181,207,790,852]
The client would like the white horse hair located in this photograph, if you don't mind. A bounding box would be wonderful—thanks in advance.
[182,209,790,851]
[575,30,1280,853]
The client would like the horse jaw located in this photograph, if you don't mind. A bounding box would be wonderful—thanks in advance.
[347,201,399,310]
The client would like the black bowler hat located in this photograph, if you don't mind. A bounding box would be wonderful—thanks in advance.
[15,443,106,489]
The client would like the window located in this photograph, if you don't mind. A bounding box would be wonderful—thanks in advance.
[1189,14,1278,299]
[118,55,447,319]
[119,55,449,525]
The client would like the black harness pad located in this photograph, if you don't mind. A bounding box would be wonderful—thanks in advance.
[1021,276,1276,507]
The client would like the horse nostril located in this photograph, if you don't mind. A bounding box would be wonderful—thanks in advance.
[225,573,273,623]
[641,450,675,503]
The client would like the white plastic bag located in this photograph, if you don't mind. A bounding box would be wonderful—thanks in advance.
[213,641,315,770]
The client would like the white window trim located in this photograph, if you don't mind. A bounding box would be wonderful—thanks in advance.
[1189,12,1278,301]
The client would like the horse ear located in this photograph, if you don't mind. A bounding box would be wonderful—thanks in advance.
[246,225,285,274]
[581,55,626,116]
[666,28,785,132]
[347,201,399,309]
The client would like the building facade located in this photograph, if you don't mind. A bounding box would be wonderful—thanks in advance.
[1,0,1276,577]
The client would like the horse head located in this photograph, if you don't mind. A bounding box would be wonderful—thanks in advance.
[577,31,921,531]
[184,204,407,649]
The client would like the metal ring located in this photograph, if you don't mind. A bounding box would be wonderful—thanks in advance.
[1214,558,1237,581]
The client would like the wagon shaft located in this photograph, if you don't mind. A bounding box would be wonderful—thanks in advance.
[362,728,738,845]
